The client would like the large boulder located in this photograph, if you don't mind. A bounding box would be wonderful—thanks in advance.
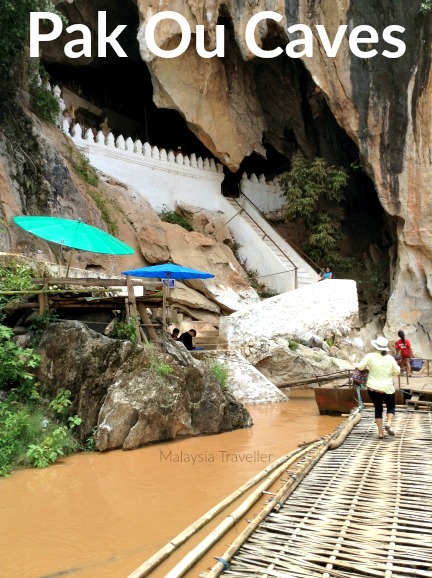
[220,280,359,349]
[36,321,252,451]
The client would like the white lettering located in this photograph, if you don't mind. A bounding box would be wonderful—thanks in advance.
[29,12,63,57]
[315,24,347,57]
[98,11,127,57]
[64,24,91,58]
[349,25,379,58]
[286,24,314,58]
[196,24,225,57]
[245,11,283,58]
[382,25,406,58]
[145,11,191,58]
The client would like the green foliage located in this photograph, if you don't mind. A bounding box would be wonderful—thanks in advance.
[338,257,389,308]
[210,360,229,389]
[325,338,335,348]
[0,261,38,311]
[288,339,300,352]
[27,63,60,124]
[152,361,174,377]
[0,324,41,390]
[278,154,348,264]
[246,268,276,299]
[159,207,193,231]
[26,426,69,468]
[68,415,82,429]
[30,309,58,346]
[86,188,119,236]
[49,389,72,416]
[420,0,432,13]
[73,153,99,187]
[84,427,97,452]
[0,401,77,476]
[0,0,62,80]
[111,316,138,342]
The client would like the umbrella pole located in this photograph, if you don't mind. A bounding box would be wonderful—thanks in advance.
[65,248,75,278]
[162,282,167,353]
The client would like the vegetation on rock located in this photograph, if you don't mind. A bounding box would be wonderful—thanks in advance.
[278,154,348,266]
[159,207,193,231]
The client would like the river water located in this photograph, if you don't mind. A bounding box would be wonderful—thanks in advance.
[0,391,341,578]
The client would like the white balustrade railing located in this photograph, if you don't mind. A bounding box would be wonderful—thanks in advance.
[53,85,223,175]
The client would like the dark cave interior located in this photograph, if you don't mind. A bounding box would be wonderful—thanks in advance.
[42,0,393,275]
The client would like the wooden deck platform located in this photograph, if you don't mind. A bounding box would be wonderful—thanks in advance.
[206,408,432,577]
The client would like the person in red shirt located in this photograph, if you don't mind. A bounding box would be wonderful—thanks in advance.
[395,330,413,377]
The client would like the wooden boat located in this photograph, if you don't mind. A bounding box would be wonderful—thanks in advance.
[315,386,408,415]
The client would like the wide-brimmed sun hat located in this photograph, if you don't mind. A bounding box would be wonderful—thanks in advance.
[371,336,389,351]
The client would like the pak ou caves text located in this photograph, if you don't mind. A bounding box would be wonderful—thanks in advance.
[30,10,407,60]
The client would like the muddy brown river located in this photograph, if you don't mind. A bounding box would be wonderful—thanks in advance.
[0,391,341,578]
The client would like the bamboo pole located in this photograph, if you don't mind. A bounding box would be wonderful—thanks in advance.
[163,442,327,578]
[127,443,319,578]
[0,289,121,295]
[204,409,361,578]
[126,276,142,344]
[32,277,152,287]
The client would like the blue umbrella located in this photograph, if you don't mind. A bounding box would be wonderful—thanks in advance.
[121,262,214,280]
[122,263,214,352]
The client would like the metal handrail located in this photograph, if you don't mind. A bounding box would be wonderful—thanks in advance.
[238,191,323,275]
[228,196,299,289]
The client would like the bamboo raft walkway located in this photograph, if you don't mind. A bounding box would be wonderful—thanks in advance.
[205,408,432,578]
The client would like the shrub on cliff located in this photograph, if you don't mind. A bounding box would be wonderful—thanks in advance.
[278,154,348,265]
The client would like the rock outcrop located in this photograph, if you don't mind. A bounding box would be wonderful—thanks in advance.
[220,279,359,348]
[36,321,252,451]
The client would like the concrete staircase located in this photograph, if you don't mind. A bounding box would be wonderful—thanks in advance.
[194,325,228,351]
[224,197,319,291]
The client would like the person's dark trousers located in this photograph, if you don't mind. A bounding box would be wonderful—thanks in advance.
[367,389,396,419]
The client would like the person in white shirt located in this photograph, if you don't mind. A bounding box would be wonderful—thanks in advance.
[356,336,400,439]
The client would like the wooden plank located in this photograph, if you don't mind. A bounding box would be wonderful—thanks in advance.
[32,277,161,288]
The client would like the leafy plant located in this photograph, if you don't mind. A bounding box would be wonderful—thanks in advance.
[28,63,60,124]
[49,389,72,416]
[26,426,69,468]
[420,0,432,13]
[278,154,348,264]
[0,324,40,390]
[153,362,174,377]
[210,360,229,389]
[86,188,118,236]
[111,316,139,342]
[68,415,82,429]
[159,207,193,231]
[84,427,97,452]
[0,1,62,80]
[0,261,38,311]
[30,309,58,346]
[288,339,300,352]
[73,152,99,187]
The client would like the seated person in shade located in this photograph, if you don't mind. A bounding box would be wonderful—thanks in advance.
[179,329,204,351]
[319,266,333,281]
[171,328,180,340]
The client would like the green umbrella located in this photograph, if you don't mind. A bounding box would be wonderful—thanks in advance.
[13,216,134,255]
[13,216,134,276]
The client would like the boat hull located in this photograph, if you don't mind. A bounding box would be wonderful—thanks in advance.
[315,387,408,415]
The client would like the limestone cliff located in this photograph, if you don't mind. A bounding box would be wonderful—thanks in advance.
[132,0,432,353]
